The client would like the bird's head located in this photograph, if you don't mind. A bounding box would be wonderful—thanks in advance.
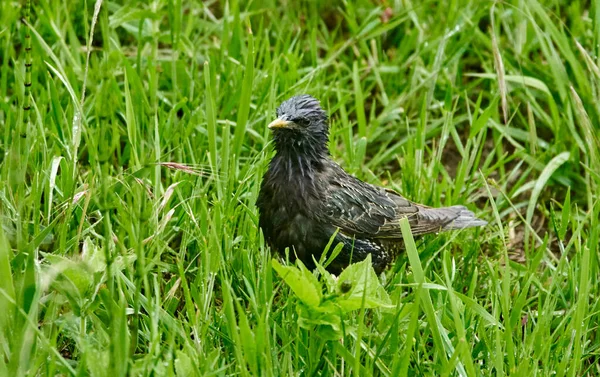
[268,95,329,156]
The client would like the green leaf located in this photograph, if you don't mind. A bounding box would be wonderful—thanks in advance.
[315,262,337,295]
[352,61,367,138]
[336,255,393,312]
[233,26,254,157]
[470,97,498,138]
[174,350,195,377]
[272,259,321,307]
[82,237,106,273]
[526,152,570,226]
[0,227,15,328]
[297,304,342,340]
[559,187,571,240]
[465,73,551,96]
[42,255,94,299]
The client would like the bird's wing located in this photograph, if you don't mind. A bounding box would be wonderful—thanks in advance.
[323,176,400,236]
[383,188,487,234]
[323,173,469,238]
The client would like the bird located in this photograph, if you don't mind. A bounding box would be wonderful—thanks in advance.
[256,95,487,274]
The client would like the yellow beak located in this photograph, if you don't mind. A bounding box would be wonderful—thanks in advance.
[268,118,291,129]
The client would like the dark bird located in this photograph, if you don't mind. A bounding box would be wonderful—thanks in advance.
[257,95,487,274]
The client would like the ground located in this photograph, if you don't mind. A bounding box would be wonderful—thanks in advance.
[0,0,599,376]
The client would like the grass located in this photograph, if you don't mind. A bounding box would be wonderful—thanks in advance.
[1,0,599,375]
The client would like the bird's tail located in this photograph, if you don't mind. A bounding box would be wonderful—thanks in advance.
[440,205,488,230]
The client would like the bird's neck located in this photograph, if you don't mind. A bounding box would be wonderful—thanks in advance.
[269,142,329,182]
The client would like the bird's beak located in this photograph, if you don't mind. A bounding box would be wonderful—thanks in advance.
[268,118,291,129]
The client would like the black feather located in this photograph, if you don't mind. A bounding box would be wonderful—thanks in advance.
[257,95,487,274]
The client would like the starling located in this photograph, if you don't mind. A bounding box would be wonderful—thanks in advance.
[257,95,487,274]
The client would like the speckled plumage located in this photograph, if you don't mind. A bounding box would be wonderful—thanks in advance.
[257,95,487,274]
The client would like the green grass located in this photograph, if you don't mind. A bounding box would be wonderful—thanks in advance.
[1,0,599,375]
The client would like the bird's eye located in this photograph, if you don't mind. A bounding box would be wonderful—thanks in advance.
[292,118,308,126]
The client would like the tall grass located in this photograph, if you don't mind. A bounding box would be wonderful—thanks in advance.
[0,0,598,375]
